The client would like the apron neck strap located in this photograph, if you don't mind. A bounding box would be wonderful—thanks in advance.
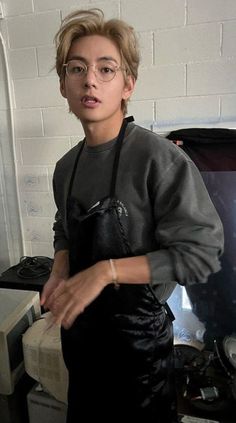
[67,138,86,201]
[67,116,134,201]
[110,115,134,198]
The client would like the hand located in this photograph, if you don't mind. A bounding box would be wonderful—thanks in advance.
[47,261,110,329]
[40,273,67,310]
[40,249,69,310]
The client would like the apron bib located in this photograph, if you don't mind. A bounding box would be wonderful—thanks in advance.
[61,117,177,422]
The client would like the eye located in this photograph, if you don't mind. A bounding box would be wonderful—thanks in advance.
[71,65,85,74]
[99,65,116,74]
[68,61,86,75]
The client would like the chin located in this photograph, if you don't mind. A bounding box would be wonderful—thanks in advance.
[72,109,101,121]
[71,107,123,125]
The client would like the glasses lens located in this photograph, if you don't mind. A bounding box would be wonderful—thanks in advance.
[66,60,86,78]
[96,62,117,82]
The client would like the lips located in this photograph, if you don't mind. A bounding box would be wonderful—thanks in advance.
[81,95,101,105]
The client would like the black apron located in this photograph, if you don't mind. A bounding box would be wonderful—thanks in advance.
[61,117,178,423]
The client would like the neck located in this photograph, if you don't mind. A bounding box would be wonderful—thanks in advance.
[82,113,125,146]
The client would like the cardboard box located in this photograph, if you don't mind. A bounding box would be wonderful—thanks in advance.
[27,384,67,423]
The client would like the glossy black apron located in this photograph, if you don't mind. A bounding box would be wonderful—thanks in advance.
[61,117,177,423]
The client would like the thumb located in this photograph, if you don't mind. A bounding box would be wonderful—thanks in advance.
[40,285,49,305]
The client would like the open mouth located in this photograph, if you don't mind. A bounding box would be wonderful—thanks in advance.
[81,96,100,105]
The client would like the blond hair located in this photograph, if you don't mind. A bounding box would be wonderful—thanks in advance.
[55,9,140,115]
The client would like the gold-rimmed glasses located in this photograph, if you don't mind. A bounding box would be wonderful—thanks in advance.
[63,59,125,82]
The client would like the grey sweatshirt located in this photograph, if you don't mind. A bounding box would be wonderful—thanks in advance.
[52,122,224,302]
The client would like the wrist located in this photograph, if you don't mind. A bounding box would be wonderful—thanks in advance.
[51,249,69,279]
[108,259,119,288]
[50,270,68,280]
[96,260,117,288]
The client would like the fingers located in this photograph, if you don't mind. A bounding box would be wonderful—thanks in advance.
[50,286,85,329]
[40,291,50,307]
[43,266,103,329]
[60,302,85,329]
[40,290,51,309]
[40,274,67,307]
[47,282,78,327]
[43,280,65,311]
[44,312,57,331]
[40,285,49,306]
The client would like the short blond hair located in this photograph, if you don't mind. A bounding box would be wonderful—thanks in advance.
[55,9,140,115]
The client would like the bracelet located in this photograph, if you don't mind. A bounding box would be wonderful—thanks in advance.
[109,259,119,289]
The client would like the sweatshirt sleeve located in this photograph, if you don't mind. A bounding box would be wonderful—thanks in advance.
[147,152,224,287]
[53,210,69,253]
[52,172,69,253]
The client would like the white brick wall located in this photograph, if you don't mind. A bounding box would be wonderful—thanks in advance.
[0,0,236,258]
[187,61,236,95]
[20,137,71,165]
[3,0,33,17]
[7,11,61,48]
[187,0,236,24]
[14,77,64,108]
[154,23,221,64]
[121,0,186,30]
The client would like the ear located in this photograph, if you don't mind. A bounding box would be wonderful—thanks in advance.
[122,75,135,101]
[60,78,67,98]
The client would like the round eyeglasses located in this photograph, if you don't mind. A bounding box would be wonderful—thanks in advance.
[63,59,124,82]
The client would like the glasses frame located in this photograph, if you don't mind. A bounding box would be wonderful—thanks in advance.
[63,60,125,83]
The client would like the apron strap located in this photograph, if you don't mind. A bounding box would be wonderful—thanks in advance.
[67,116,134,204]
[67,139,85,207]
[110,115,134,198]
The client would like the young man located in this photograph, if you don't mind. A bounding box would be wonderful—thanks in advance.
[41,9,224,423]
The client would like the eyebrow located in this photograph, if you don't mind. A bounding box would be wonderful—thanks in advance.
[67,55,119,64]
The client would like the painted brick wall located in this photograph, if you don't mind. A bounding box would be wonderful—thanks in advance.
[1,0,236,257]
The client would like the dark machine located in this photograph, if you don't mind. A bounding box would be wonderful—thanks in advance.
[167,128,236,420]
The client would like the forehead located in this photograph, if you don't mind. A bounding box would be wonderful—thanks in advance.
[68,35,121,62]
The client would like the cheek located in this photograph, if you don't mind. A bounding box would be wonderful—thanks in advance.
[109,83,127,101]
[60,79,67,98]
[64,85,80,106]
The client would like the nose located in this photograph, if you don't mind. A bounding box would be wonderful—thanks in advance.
[84,65,97,87]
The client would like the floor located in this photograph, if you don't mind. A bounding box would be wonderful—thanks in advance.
[1,372,235,423]
[177,389,236,422]
[174,343,236,423]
